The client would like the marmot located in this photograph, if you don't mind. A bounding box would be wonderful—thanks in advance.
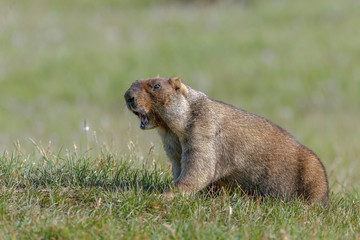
[124,77,329,205]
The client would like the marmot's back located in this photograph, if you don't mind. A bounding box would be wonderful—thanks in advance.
[203,98,328,204]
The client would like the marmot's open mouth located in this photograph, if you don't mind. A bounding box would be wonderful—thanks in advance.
[133,111,149,129]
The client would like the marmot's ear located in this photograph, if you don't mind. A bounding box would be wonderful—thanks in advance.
[168,77,188,97]
[168,77,182,90]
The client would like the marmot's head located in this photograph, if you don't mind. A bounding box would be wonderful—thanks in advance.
[124,77,187,130]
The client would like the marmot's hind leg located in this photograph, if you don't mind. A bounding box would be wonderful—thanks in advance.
[300,152,329,206]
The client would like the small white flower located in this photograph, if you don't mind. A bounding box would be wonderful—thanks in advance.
[83,120,90,132]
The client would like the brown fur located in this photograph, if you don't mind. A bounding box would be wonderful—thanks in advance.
[124,77,329,205]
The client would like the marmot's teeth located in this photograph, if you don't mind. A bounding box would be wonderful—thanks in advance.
[140,114,148,129]
[141,114,148,124]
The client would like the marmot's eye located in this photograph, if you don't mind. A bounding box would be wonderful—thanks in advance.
[152,84,161,91]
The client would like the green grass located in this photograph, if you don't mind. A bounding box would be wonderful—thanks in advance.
[0,149,359,239]
[1,0,360,238]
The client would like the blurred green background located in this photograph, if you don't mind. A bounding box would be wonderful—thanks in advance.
[1,0,359,191]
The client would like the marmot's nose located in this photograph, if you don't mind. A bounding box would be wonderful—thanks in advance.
[124,90,136,108]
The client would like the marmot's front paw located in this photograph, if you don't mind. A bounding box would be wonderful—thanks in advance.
[161,191,175,200]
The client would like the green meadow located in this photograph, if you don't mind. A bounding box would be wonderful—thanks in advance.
[0,0,359,238]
